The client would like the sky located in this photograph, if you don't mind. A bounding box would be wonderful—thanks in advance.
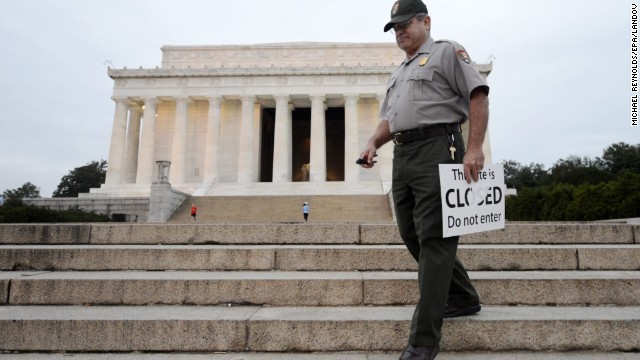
[0,0,636,197]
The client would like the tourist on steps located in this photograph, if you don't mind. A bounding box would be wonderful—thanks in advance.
[190,203,197,221]
[302,202,309,221]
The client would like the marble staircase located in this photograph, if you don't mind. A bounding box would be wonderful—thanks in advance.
[168,194,394,223]
[0,222,639,359]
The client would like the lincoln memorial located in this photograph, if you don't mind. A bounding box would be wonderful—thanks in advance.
[90,42,492,197]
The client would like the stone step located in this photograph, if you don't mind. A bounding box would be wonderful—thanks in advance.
[169,194,394,223]
[2,352,640,359]
[0,223,636,245]
[1,305,639,352]
[2,244,640,271]
[3,271,639,306]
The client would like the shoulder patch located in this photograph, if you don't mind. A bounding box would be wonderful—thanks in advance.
[436,39,473,64]
[456,49,471,64]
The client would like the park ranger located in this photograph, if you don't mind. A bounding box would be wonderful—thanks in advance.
[358,0,490,359]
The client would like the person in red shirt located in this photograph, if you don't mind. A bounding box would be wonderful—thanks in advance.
[190,204,197,221]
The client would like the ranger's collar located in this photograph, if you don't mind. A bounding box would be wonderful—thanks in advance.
[404,37,434,64]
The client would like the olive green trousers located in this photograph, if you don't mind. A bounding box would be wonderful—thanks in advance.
[392,132,479,347]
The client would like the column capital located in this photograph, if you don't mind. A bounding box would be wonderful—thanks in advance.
[273,95,291,103]
[310,95,327,111]
[240,95,257,102]
[141,97,159,106]
[111,96,130,103]
[343,94,360,101]
[207,96,223,112]
[129,104,143,113]
[173,96,192,103]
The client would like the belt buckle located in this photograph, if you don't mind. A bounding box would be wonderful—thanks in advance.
[392,133,401,145]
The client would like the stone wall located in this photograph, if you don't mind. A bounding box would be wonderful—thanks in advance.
[148,183,189,223]
[24,198,150,222]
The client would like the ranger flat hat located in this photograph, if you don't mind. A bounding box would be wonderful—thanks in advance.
[384,0,428,32]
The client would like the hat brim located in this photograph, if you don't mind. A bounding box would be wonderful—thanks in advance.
[384,13,416,32]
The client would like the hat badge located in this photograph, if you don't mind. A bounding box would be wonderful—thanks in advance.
[392,1,400,15]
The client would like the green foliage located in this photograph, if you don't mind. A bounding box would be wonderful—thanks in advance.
[53,160,107,198]
[506,171,640,221]
[547,156,612,186]
[502,160,548,189]
[2,182,41,200]
[0,159,110,222]
[599,142,640,174]
[504,142,640,221]
[0,202,110,223]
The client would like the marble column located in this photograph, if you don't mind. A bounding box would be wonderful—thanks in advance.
[344,94,360,182]
[237,95,256,183]
[309,95,327,182]
[377,93,393,182]
[203,96,222,183]
[105,97,129,184]
[272,95,292,183]
[169,96,190,184]
[136,97,158,184]
[122,104,142,184]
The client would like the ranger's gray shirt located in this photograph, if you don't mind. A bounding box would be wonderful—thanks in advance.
[380,37,489,133]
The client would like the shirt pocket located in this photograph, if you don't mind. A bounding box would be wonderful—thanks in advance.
[408,68,435,101]
[386,76,397,93]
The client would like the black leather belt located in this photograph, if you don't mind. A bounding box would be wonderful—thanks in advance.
[392,123,462,145]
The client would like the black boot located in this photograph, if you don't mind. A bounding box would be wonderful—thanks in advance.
[398,343,440,360]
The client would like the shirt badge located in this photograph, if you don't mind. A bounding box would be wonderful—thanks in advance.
[419,57,429,66]
[456,49,471,64]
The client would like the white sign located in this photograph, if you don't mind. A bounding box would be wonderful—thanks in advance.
[439,163,506,237]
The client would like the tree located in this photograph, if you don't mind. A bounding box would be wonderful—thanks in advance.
[502,160,521,188]
[506,172,640,221]
[598,142,640,175]
[2,182,41,200]
[53,160,107,198]
[547,155,612,186]
[502,160,549,189]
[503,142,640,221]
